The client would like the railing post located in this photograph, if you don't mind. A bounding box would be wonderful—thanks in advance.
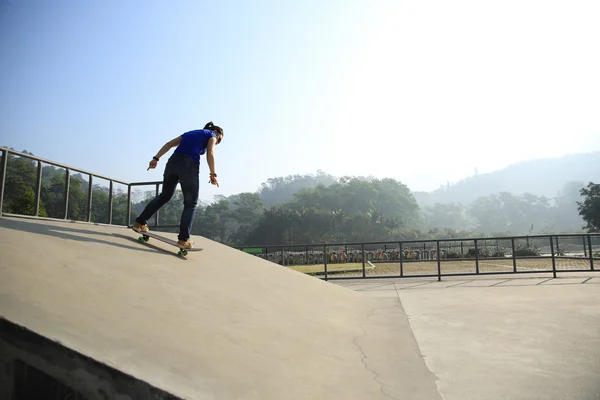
[361,243,366,278]
[583,235,588,257]
[63,168,70,219]
[399,242,404,277]
[34,161,43,216]
[154,183,159,226]
[588,235,594,271]
[127,185,132,227]
[474,239,479,274]
[436,240,441,281]
[549,235,556,278]
[87,175,93,222]
[511,238,517,272]
[305,245,308,266]
[0,150,8,214]
[323,245,328,281]
[108,180,113,225]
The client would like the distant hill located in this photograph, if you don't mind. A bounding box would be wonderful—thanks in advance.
[414,151,600,207]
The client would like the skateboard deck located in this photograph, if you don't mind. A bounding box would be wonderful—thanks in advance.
[130,226,202,256]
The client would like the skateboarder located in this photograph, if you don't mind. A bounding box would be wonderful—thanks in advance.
[132,122,224,249]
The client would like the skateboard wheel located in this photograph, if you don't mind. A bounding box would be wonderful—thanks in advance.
[183,250,188,256]
[138,236,144,242]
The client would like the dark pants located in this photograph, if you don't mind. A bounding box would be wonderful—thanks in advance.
[135,153,199,241]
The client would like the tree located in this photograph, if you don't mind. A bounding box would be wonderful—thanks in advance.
[467,192,555,234]
[422,202,467,231]
[549,181,586,232]
[577,182,600,232]
[244,176,422,244]
[10,187,48,217]
[469,194,508,232]
[228,192,265,244]
[245,207,295,245]
[200,198,233,242]
[2,152,37,214]
[258,171,337,207]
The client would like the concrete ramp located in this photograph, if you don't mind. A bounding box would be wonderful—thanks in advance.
[0,216,441,399]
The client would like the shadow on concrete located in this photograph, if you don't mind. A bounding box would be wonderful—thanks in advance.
[111,233,187,259]
[0,217,165,255]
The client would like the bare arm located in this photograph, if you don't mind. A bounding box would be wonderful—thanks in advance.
[206,137,217,175]
[155,136,182,160]
[146,136,182,170]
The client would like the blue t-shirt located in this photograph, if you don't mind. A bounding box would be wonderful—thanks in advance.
[173,129,216,165]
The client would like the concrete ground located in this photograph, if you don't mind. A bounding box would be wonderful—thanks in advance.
[333,275,600,400]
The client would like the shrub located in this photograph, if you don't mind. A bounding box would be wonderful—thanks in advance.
[513,247,541,257]
[446,251,462,259]
[492,250,506,257]
[465,248,491,258]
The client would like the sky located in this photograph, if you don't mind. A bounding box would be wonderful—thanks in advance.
[1,0,600,203]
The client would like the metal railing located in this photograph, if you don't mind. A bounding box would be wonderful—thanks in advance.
[0,147,173,228]
[235,233,600,281]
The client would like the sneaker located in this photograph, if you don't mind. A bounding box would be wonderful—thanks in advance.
[134,222,149,232]
[178,240,193,249]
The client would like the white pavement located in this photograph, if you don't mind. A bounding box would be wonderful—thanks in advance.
[334,275,600,400]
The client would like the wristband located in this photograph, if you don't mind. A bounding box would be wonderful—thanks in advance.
[153,156,159,161]
[210,173,217,177]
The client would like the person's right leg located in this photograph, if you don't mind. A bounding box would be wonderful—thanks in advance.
[176,157,199,244]
[134,157,180,230]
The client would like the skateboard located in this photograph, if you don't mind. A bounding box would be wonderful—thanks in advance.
[130,226,202,257]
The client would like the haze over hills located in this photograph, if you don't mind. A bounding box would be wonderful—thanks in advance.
[413,151,600,207]
[255,151,600,210]
[247,151,598,237]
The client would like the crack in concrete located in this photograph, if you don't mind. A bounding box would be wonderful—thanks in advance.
[352,309,399,400]
[393,283,445,400]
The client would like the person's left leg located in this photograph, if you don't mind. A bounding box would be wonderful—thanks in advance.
[177,158,200,243]
[134,158,180,230]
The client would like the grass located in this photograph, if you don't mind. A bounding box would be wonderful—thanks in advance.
[289,262,370,274]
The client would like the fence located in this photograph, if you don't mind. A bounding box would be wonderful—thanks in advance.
[0,147,169,228]
[235,234,600,280]
[2,147,599,281]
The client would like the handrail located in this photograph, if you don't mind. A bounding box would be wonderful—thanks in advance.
[236,234,598,281]
[0,147,167,227]
[0,147,128,185]
[129,181,163,187]
[235,232,600,249]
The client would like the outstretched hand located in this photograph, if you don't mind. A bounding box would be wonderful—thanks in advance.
[147,159,158,171]
[209,174,220,187]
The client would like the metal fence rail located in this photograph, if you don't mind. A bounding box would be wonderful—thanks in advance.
[0,147,171,228]
[2,147,599,281]
[235,233,599,281]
